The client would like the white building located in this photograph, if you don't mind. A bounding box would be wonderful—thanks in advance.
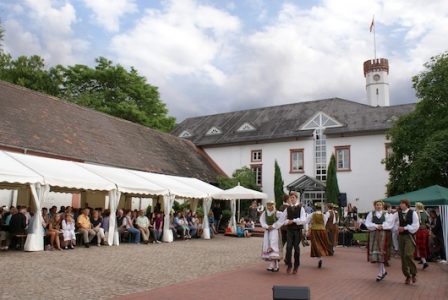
[173,58,415,213]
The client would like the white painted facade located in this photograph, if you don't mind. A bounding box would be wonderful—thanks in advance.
[204,133,389,213]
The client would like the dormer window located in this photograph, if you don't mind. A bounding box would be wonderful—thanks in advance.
[178,130,192,138]
[206,126,222,136]
[301,112,342,130]
[237,122,256,132]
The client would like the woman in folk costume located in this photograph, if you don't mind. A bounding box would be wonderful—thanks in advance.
[365,200,393,281]
[260,200,286,272]
[415,202,430,269]
[306,203,331,268]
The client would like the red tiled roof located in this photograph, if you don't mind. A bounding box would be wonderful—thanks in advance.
[0,81,223,182]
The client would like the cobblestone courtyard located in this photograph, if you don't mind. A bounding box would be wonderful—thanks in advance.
[0,236,261,300]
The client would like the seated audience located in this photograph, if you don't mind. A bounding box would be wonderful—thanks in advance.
[153,212,163,243]
[62,214,76,249]
[9,207,27,250]
[101,210,111,244]
[77,208,96,248]
[135,210,150,244]
[123,210,141,244]
[48,213,63,250]
[91,210,106,246]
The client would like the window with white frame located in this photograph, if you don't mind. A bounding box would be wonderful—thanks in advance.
[290,149,304,173]
[335,146,351,171]
[251,164,262,186]
[251,150,262,162]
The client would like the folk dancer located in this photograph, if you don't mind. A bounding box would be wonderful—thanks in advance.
[260,200,286,272]
[365,200,393,281]
[306,203,331,268]
[415,202,430,269]
[396,199,419,285]
[284,191,306,274]
[324,203,339,255]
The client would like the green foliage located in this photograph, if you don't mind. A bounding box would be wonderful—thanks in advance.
[0,53,176,132]
[386,51,448,195]
[0,53,61,95]
[0,20,4,50]
[195,207,204,218]
[145,205,152,216]
[274,160,286,209]
[326,154,340,204]
[217,166,261,191]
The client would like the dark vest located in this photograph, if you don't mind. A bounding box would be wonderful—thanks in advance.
[399,210,414,235]
[286,205,303,230]
[372,211,386,225]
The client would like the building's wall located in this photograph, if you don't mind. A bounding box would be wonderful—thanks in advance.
[327,134,389,212]
[204,133,389,213]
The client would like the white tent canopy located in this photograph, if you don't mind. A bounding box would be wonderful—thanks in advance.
[169,176,223,239]
[0,150,224,248]
[212,184,267,233]
[7,152,116,191]
[0,151,44,185]
[78,163,168,196]
[212,185,268,200]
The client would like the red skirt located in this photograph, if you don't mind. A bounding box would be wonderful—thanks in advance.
[415,228,430,259]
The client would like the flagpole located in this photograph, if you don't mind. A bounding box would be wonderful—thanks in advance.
[373,19,377,59]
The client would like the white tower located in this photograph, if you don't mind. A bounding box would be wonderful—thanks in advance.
[363,58,390,106]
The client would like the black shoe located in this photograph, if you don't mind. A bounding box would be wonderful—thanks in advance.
[418,261,423,264]
[84,244,90,248]
[318,260,322,269]
[382,272,388,279]
[272,268,279,272]
[266,268,273,272]
[423,263,429,269]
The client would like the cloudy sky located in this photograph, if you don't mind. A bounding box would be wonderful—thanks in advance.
[1,0,447,121]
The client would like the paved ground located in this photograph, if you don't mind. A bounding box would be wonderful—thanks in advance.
[1,236,447,300]
[118,244,448,300]
[0,236,260,300]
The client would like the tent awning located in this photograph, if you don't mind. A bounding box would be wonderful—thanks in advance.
[7,152,116,191]
[166,175,223,196]
[0,151,44,185]
[130,170,208,199]
[383,185,448,206]
[78,163,168,196]
[212,184,267,200]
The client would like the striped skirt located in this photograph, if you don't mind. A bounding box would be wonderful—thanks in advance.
[415,228,430,259]
[310,230,330,258]
[367,230,390,263]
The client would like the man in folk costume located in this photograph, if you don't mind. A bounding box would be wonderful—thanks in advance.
[306,203,331,268]
[324,203,339,255]
[283,191,306,274]
[395,199,419,285]
[365,200,394,281]
[260,200,286,272]
[415,202,430,269]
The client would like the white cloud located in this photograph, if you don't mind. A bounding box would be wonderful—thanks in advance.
[82,0,137,32]
[5,0,89,65]
[3,19,42,56]
[111,0,240,82]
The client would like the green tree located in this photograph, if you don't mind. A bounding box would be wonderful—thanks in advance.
[0,54,61,95]
[53,57,175,132]
[0,53,176,132]
[326,154,340,204]
[274,160,286,209]
[217,166,261,191]
[386,52,448,195]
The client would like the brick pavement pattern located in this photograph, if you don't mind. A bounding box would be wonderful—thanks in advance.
[118,243,448,300]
